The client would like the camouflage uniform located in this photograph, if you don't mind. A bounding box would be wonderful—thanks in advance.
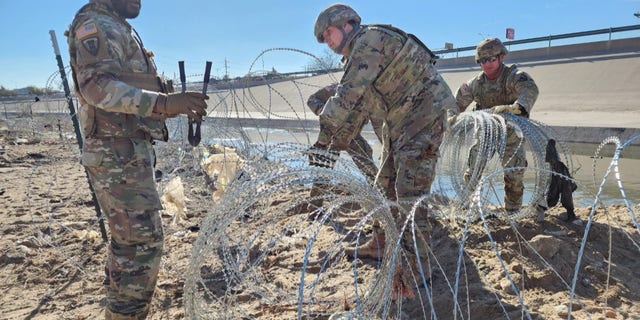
[317,21,456,260]
[307,84,378,182]
[67,0,169,318]
[318,23,454,206]
[454,39,539,212]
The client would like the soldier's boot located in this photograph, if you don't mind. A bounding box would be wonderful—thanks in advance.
[561,209,576,222]
[504,194,523,216]
[402,228,431,284]
[345,226,385,260]
[105,306,149,320]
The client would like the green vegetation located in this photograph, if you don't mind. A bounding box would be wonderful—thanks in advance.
[0,86,15,96]
[0,85,48,97]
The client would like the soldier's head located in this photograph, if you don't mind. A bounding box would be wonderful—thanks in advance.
[314,3,361,55]
[110,0,141,19]
[475,38,507,78]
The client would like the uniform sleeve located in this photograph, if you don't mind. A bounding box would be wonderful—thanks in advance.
[319,29,393,149]
[307,84,337,116]
[71,17,159,117]
[508,69,538,115]
[454,80,475,115]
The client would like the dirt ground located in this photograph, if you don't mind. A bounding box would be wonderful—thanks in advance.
[1,115,639,319]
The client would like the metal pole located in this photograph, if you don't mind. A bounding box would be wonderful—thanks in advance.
[49,30,108,243]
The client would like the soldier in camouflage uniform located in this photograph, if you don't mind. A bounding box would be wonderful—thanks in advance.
[66,0,208,318]
[451,37,539,215]
[313,3,456,296]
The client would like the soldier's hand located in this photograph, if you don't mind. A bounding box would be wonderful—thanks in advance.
[492,103,521,115]
[155,91,209,121]
[307,84,337,115]
[447,114,458,128]
[307,142,339,168]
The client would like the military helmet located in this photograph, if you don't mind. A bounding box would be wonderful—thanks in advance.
[314,3,361,43]
[475,37,508,63]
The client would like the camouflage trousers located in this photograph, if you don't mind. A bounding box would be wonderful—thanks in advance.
[346,134,378,184]
[376,129,442,261]
[465,125,527,211]
[82,137,164,318]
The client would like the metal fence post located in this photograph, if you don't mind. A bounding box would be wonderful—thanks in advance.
[49,30,108,243]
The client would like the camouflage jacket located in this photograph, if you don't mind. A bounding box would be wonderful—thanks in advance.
[318,24,455,150]
[307,84,338,116]
[454,64,538,117]
[67,0,168,141]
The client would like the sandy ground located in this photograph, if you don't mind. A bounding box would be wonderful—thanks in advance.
[1,43,639,319]
[1,113,639,320]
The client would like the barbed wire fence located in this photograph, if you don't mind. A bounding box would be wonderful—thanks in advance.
[1,48,638,319]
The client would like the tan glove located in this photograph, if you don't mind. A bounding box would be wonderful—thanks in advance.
[492,103,522,115]
[447,114,458,127]
[154,91,209,121]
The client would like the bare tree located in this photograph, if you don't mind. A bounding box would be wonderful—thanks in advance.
[305,48,341,72]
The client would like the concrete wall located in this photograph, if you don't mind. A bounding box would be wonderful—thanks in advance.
[435,37,640,68]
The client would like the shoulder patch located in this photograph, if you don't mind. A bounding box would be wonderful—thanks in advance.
[82,37,100,56]
[518,73,530,82]
[459,83,469,93]
[76,22,98,40]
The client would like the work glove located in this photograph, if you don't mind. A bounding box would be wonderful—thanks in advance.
[447,114,458,128]
[492,103,522,115]
[154,91,209,121]
[307,141,339,169]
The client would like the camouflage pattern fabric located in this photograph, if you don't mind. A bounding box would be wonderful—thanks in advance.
[83,138,163,317]
[463,127,527,211]
[307,85,377,183]
[455,64,539,211]
[455,64,538,116]
[318,24,454,204]
[67,0,168,141]
[475,37,508,62]
[316,24,455,262]
[314,3,361,43]
[67,0,166,317]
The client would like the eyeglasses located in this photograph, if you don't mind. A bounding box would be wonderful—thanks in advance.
[477,55,499,64]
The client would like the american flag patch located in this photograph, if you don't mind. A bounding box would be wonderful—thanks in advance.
[76,22,98,39]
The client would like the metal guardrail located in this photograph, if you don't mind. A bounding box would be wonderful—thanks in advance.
[432,24,640,56]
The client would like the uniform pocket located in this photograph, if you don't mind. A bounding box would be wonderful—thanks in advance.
[78,105,96,139]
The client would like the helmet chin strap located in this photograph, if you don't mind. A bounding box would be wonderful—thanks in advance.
[333,22,360,54]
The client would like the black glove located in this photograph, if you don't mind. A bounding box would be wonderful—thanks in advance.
[307,142,339,169]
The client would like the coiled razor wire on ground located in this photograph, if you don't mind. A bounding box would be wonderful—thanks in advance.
[434,111,573,221]
[567,134,640,318]
[180,49,639,319]
[4,49,639,318]
[184,143,400,319]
